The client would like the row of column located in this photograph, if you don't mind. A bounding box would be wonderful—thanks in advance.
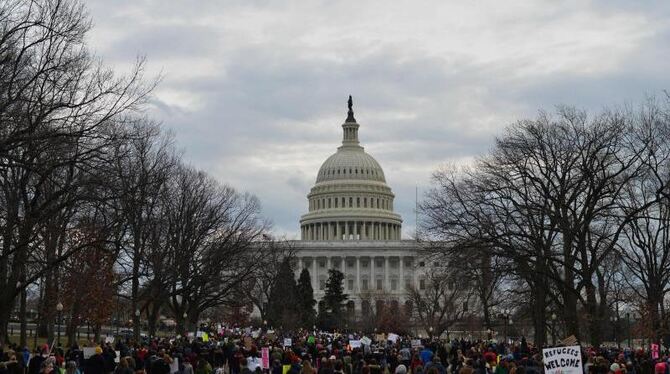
[301,221,401,240]
[299,255,418,294]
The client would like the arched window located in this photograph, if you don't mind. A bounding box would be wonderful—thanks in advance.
[347,300,355,314]
[404,300,413,317]
[349,197,353,207]
[362,300,371,316]
[375,300,385,316]
[357,197,360,207]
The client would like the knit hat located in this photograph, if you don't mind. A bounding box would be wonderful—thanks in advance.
[395,365,408,374]
[95,346,103,354]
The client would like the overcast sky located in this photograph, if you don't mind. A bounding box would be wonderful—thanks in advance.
[85,0,670,238]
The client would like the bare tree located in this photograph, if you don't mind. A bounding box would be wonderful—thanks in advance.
[407,267,473,337]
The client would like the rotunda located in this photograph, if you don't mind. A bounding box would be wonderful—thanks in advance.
[300,97,403,240]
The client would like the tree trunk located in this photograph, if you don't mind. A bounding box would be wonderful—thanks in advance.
[585,281,600,346]
[20,286,27,347]
[532,274,547,347]
[562,237,580,340]
[0,294,12,346]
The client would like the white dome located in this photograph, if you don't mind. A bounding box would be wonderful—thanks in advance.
[300,97,402,242]
[316,148,386,183]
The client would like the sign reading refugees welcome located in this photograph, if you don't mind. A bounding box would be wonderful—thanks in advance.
[542,346,582,374]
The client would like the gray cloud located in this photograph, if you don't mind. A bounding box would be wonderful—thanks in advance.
[85,0,670,237]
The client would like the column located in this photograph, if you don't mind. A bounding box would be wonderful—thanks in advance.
[327,256,332,271]
[341,257,345,274]
[399,256,404,292]
[370,256,374,289]
[356,257,361,292]
[384,256,389,291]
[336,221,341,240]
[345,221,349,240]
[312,257,317,289]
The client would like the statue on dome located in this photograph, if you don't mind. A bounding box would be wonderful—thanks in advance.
[346,95,356,122]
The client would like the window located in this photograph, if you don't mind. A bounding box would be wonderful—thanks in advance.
[347,260,354,267]
[391,279,398,291]
[349,197,353,207]
[362,261,368,268]
[328,198,331,208]
[341,197,345,207]
[319,261,325,268]
[419,261,425,267]
[357,197,360,207]
[348,279,354,291]
[364,198,367,208]
[376,279,383,290]
[362,279,368,290]
[376,259,384,267]
[335,199,338,208]
[319,279,325,290]
[419,279,426,290]
[405,278,412,290]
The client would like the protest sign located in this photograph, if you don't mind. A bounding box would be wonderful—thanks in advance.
[170,358,179,374]
[542,346,582,374]
[284,338,292,347]
[651,343,660,359]
[83,347,96,359]
[262,347,270,369]
[105,336,114,344]
[361,336,372,346]
[244,336,253,350]
[282,365,290,374]
[387,333,399,343]
[350,340,361,348]
[115,351,121,364]
[411,339,422,348]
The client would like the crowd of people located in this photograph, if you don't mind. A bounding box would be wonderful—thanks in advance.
[0,328,667,374]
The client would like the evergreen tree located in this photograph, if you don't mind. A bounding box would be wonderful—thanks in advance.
[266,258,298,328]
[296,268,316,327]
[317,269,348,330]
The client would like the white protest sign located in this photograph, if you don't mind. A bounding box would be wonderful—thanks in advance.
[283,338,292,347]
[114,351,120,363]
[542,346,582,374]
[170,358,179,374]
[105,336,115,344]
[387,333,399,343]
[350,340,361,348]
[360,336,372,346]
[83,347,96,359]
[411,339,422,348]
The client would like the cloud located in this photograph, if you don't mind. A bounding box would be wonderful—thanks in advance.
[85,0,670,237]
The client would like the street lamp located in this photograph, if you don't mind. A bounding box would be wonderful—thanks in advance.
[428,326,434,338]
[611,315,619,348]
[135,309,140,340]
[56,302,63,347]
[551,313,557,346]
[626,313,631,348]
[503,309,510,344]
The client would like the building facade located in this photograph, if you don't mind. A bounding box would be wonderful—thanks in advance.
[290,97,425,314]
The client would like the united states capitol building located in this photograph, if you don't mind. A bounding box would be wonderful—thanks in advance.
[288,97,427,316]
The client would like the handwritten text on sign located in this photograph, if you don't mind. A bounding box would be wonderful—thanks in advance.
[542,346,582,374]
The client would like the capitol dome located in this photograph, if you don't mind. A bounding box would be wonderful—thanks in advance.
[300,96,403,241]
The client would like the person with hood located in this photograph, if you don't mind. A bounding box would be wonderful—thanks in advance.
[85,347,105,374]
[29,346,49,374]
